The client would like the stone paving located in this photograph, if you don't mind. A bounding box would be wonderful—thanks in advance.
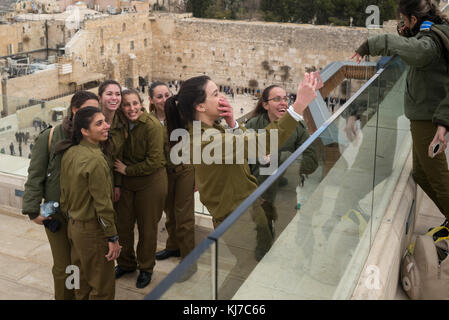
[0,208,213,300]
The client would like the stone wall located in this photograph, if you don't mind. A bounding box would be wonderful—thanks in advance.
[0,20,46,57]
[150,14,391,93]
[82,13,153,87]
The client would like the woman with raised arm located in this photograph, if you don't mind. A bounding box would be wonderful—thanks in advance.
[164,72,322,297]
[246,84,318,237]
[353,0,449,224]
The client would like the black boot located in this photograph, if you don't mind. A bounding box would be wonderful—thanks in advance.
[115,266,135,279]
[136,271,152,289]
[155,248,181,260]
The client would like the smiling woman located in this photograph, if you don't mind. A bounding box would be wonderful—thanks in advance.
[113,89,168,289]
[60,107,120,300]
[246,84,318,238]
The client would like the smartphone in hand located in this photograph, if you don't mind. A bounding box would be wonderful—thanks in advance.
[430,142,441,158]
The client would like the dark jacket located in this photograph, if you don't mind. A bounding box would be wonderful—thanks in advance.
[358,23,449,128]
[121,110,166,176]
[22,124,67,220]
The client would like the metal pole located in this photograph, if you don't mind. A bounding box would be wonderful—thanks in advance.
[211,240,217,300]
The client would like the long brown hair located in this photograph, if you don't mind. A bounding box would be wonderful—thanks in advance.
[164,76,210,147]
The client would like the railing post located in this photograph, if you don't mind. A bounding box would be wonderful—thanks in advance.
[211,240,217,300]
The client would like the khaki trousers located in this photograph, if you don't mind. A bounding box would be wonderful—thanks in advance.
[164,165,196,258]
[116,167,168,272]
[411,120,449,220]
[45,212,75,300]
[67,218,115,300]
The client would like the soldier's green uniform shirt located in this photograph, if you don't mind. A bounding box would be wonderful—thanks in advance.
[122,109,166,176]
[60,139,117,237]
[245,112,318,203]
[109,109,128,187]
[189,112,300,222]
[357,25,449,127]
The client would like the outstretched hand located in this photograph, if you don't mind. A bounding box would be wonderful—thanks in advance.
[292,72,322,115]
[351,52,363,64]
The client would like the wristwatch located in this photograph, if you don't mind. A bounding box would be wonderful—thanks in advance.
[108,234,119,243]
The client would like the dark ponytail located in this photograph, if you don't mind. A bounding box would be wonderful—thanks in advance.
[63,91,99,137]
[72,106,102,146]
[164,75,210,146]
[55,91,100,155]
[250,85,280,119]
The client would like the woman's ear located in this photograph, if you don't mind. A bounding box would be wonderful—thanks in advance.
[411,15,418,28]
[195,103,207,113]
[80,127,89,138]
[262,101,269,111]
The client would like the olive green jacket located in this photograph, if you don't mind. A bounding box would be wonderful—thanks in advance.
[108,109,128,186]
[190,112,299,222]
[121,110,166,176]
[60,140,117,237]
[361,26,449,128]
[22,124,67,220]
[245,112,318,203]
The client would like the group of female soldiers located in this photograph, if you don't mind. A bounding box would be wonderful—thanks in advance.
[21,71,321,299]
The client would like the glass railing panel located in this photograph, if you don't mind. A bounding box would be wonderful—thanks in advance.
[213,73,383,299]
[370,57,410,240]
[145,238,216,300]
[146,57,409,300]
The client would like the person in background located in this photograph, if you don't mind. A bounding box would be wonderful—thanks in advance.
[98,80,127,202]
[149,82,196,281]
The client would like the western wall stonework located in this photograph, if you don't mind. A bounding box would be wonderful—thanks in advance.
[83,13,153,87]
[0,12,394,104]
[150,14,392,93]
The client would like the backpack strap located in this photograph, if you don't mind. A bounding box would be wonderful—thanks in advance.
[48,126,55,154]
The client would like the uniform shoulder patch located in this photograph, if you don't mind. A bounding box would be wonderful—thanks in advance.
[420,21,434,32]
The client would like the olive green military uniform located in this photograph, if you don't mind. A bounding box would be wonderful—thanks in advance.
[246,112,318,228]
[358,23,449,220]
[60,140,118,300]
[22,124,74,300]
[189,112,300,298]
[116,110,167,274]
[108,109,128,187]
[161,117,196,259]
